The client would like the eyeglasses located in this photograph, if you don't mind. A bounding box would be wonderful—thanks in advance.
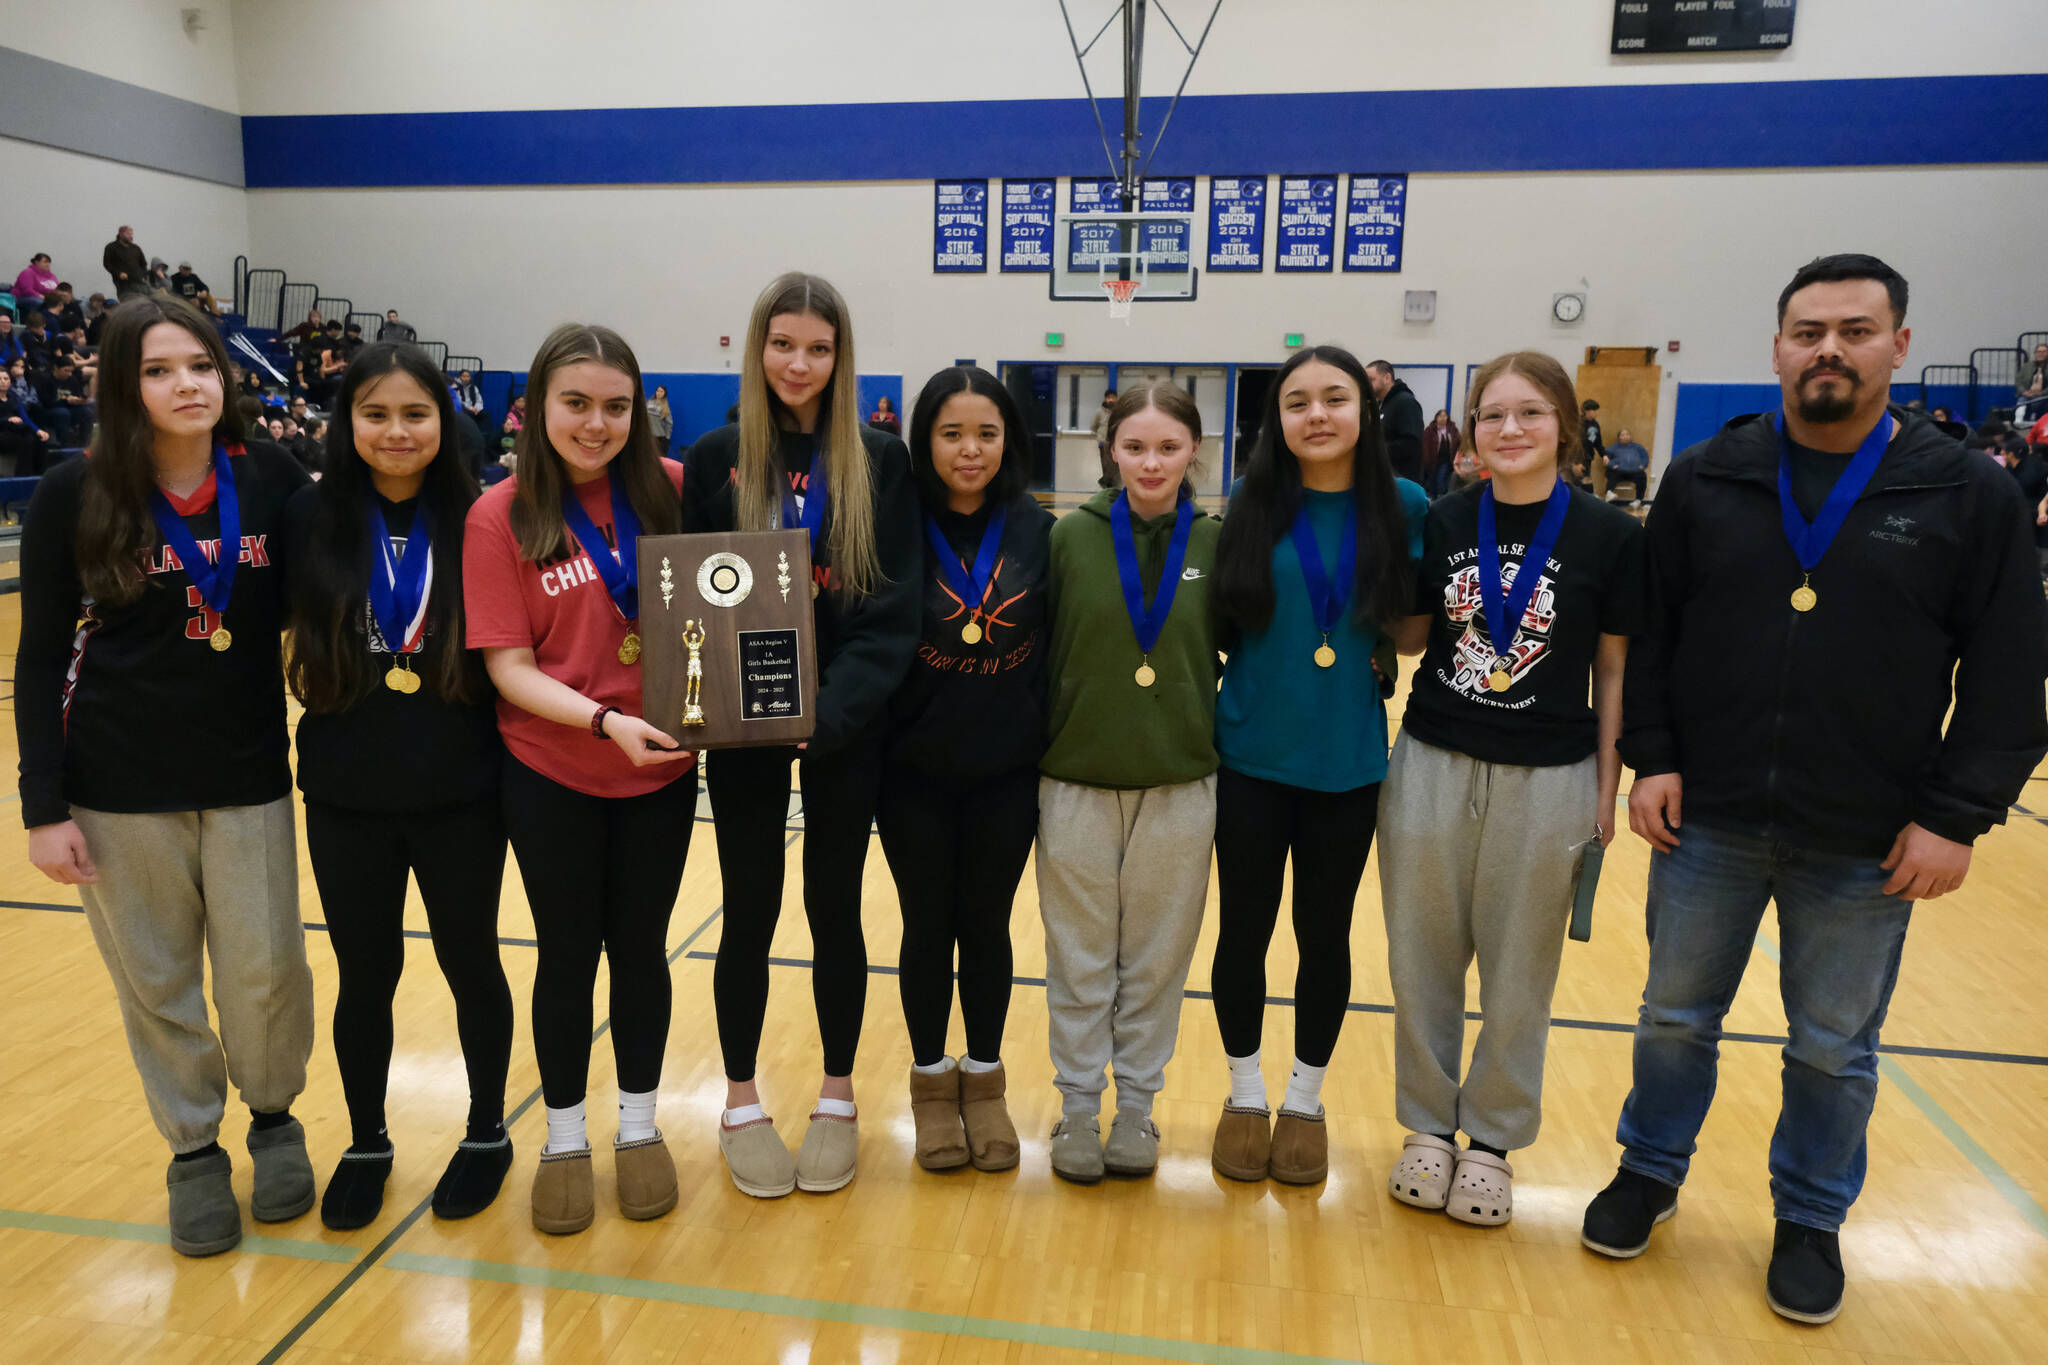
[1472,402,1559,430]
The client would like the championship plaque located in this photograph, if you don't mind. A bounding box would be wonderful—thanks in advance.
[636,531,819,749]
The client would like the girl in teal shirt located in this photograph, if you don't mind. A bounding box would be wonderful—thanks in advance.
[1207,344,1426,1186]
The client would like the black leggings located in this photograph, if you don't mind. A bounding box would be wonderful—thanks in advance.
[875,763,1037,1067]
[707,736,881,1081]
[501,754,698,1108]
[304,797,513,1146]
[1210,766,1382,1067]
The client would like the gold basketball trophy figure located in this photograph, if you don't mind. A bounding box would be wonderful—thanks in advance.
[680,618,708,727]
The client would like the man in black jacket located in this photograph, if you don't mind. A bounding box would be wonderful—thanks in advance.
[1582,255,2048,1324]
[1366,360,1424,483]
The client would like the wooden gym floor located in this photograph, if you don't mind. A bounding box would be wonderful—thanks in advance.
[1,591,2046,1365]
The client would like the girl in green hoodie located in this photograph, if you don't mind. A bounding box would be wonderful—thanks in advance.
[1038,383,1222,1184]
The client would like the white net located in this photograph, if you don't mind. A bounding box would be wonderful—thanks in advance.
[1103,278,1142,322]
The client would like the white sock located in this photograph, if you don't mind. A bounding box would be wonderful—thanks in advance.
[960,1055,1001,1074]
[543,1100,587,1155]
[814,1096,857,1118]
[722,1103,765,1127]
[912,1057,955,1076]
[1281,1058,1328,1115]
[617,1088,657,1144]
[1226,1049,1266,1109]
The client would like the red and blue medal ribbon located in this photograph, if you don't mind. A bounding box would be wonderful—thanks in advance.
[1111,491,1195,656]
[365,494,431,654]
[1289,498,1358,642]
[925,503,1008,631]
[560,475,643,619]
[1477,478,1569,673]
[149,442,240,620]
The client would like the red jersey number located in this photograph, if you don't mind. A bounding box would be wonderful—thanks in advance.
[185,585,222,642]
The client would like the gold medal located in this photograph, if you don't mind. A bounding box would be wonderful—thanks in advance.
[401,667,421,694]
[208,626,231,652]
[618,632,642,666]
[1487,669,1513,693]
[810,580,820,600]
[1134,663,1157,688]
[384,664,410,693]
[1790,583,1817,613]
[961,620,983,645]
[1314,642,1336,669]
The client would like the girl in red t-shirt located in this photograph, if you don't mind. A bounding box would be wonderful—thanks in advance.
[462,323,689,1236]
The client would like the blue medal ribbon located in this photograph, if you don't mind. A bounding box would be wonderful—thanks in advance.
[560,474,643,619]
[149,442,240,620]
[780,441,828,552]
[365,493,431,655]
[1477,478,1570,682]
[1289,497,1359,646]
[925,502,1009,637]
[1111,491,1195,663]
[1775,411,1892,599]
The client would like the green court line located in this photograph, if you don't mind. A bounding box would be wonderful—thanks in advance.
[0,1206,359,1262]
[1751,933,2048,1240]
[381,1250,1377,1365]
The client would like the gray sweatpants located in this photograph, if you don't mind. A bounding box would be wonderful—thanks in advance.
[1036,774,1216,1118]
[1377,734,1595,1151]
[73,797,314,1153]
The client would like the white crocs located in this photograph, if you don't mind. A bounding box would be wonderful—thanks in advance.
[1445,1147,1513,1226]
[1388,1132,1456,1210]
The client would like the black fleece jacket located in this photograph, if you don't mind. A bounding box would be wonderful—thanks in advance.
[1621,405,2048,857]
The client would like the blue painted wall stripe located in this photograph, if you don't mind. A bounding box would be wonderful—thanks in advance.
[240,75,2048,189]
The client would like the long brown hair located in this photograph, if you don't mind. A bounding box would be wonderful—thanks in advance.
[735,272,881,596]
[76,294,246,604]
[1463,350,1582,471]
[509,323,681,562]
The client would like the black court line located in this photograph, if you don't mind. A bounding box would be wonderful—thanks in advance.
[679,949,2048,1071]
[252,833,770,1365]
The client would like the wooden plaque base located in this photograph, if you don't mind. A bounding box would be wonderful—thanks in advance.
[636,530,818,750]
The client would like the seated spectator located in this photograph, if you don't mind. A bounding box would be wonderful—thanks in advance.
[866,393,899,435]
[147,258,171,292]
[104,224,149,300]
[37,355,92,447]
[282,308,324,345]
[0,365,52,475]
[1605,427,1650,504]
[236,395,269,431]
[500,393,525,452]
[380,308,417,343]
[267,415,287,443]
[454,366,487,427]
[310,325,347,405]
[1995,435,2048,580]
[168,263,221,315]
[53,327,97,381]
[12,253,58,313]
[19,312,54,371]
[2019,343,2048,398]
[0,313,22,368]
[41,283,85,335]
[303,417,329,473]
[288,393,316,425]
[84,293,111,345]
[340,321,365,360]
[1931,405,1954,424]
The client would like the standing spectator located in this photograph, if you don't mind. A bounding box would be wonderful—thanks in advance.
[1366,360,1425,483]
[103,226,150,300]
[13,253,58,313]
[1421,408,1460,497]
[1604,428,1650,504]
[169,263,221,315]
[1089,388,1118,488]
[1578,399,1605,492]
[1585,253,2048,1324]
[455,369,490,444]
[381,309,417,344]
[866,394,900,435]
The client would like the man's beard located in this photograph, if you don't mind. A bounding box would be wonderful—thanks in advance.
[1796,366,1861,424]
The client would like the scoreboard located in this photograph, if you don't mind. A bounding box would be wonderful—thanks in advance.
[1612,0,1796,53]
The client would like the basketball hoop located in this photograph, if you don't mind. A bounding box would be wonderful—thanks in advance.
[1103,277,1143,322]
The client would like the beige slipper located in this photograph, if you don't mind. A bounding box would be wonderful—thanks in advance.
[531,1147,594,1234]
[958,1062,1020,1172]
[909,1067,971,1171]
[719,1116,795,1199]
[795,1110,858,1193]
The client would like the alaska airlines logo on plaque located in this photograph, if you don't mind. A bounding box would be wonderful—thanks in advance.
[636,530,818,749]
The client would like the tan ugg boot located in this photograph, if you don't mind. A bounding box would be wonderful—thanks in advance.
[910,1066,971,1171]
[958,1061,1020,1172]
[1211,1103,1272,1182]
[614,1132,679,1220]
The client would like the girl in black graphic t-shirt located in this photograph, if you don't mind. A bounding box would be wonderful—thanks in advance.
[1379,351,1645,1228]
[16,294,314,1258]
[284,342,513,1231]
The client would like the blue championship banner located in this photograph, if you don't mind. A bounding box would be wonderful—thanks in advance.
[1276,175,1338,273]
[1208,174,1267,272]
[933,179,988,273]
[1343,174,1407,273]
[1069,176,1123,272]
[1139,176,1195,274]
[1000,178,1056,273]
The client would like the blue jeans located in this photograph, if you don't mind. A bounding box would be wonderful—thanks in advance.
[1614,821,1913,1231]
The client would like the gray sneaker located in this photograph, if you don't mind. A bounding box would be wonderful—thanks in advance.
[1049,1115,1104,1185]
[247,1117,316,1222]
[1103,1110,1160,1177]
[166,1150,241,1256]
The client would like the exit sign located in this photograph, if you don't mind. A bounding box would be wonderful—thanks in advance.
[1284,332,1305,349]
[1045,332,1064,347]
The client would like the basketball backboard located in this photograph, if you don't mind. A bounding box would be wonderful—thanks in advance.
[1051,212,1200,317]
